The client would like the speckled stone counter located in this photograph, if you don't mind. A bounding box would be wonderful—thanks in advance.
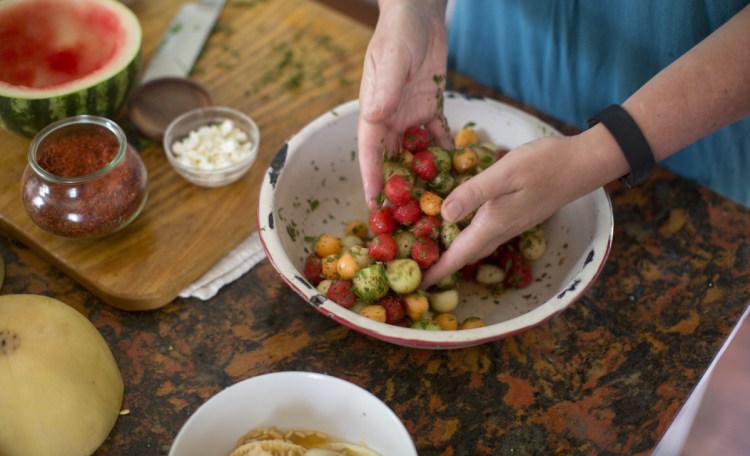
[2,4,750,456]
[2,131,749,455]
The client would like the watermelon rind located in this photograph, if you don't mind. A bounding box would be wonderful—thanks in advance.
[0,0,143,138]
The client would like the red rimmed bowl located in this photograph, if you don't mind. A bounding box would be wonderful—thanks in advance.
[257,93,614,349]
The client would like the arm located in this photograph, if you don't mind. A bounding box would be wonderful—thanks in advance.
[423,5,750,286]
[357,0,450,211]
[623,5,750,161]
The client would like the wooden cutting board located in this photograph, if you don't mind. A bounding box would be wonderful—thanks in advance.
[0,0,372,310]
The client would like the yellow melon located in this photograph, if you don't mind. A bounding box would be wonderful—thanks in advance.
[0,294,124,455]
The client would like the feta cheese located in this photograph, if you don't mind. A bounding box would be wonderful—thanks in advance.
[172,119,253,171]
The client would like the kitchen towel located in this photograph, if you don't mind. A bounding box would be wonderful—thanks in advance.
[179,231,266,300]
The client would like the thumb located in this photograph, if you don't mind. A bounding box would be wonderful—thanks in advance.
[421,222,498,287]
[441,163,513,224]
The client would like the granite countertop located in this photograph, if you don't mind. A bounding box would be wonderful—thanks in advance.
[2,127,749,455]
[1,1,749,455]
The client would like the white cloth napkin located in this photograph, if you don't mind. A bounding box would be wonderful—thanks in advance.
[179,231,266,300]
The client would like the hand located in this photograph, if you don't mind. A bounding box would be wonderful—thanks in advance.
[357,0,452,211]
[421,131,618,287]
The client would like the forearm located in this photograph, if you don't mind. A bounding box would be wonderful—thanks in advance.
[624,5,750,161]
[578,5,750,189]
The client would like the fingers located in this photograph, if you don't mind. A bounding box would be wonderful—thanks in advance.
[357,43,412,209]
[425,112,454,150]
[357,118,398,210]
[420,218,500,287]
[441,159,517,223]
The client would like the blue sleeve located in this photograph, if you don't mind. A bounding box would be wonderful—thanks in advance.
[447,0,750,206]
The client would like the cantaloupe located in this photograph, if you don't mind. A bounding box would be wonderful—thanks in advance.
[0,294,124,455]
[0,0,142,137]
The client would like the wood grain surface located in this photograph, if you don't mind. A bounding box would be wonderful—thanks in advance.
[0,0,372,310]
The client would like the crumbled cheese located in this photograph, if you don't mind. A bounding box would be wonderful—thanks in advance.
[172,119,253,170]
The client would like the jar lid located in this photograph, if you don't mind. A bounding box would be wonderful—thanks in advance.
[128,77,213,142]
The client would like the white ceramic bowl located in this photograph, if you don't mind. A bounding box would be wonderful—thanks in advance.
[169,372,417,456]
[163,106,260,187]
[257,93,613,349]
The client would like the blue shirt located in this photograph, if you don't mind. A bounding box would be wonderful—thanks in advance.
[448,0,749,206]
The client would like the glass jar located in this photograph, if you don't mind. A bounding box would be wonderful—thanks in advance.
[21,115,148,239]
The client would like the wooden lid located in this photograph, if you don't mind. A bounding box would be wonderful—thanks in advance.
[128,77,213,142]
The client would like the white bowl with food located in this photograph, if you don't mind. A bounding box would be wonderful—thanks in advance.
[257,93,614,349]
[163,106,260,187]
[169,371,417,456]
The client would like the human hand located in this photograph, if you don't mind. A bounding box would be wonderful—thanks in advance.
[421,132,617,287]
[357,0,452,211]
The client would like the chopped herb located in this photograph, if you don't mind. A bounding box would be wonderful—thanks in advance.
[233,0,268,8]
[284,70,305,89]
[286,222,298,241]
[213,22,234,35]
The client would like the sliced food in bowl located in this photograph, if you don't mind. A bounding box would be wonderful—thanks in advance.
[257,93,613,348]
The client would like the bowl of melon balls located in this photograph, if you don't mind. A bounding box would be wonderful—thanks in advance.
[257,92,613,349]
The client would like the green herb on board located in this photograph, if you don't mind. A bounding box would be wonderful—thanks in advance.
[213,22,234,35]
[233,0,268,8]
[284,70,305,89]
[244,22,351,96]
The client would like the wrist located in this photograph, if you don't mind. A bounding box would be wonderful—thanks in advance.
[574,123,632,189]
[588,105,656,188]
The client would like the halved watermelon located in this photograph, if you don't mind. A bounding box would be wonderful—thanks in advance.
[0,0,142,138]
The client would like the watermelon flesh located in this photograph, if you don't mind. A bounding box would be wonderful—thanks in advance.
[0,0,142,138]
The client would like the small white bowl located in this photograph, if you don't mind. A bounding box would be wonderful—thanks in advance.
[169,371,417,456]
[258,93,614,349]
[163,106,259,187]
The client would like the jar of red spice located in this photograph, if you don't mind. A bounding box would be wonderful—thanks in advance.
[21,115,148,239]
